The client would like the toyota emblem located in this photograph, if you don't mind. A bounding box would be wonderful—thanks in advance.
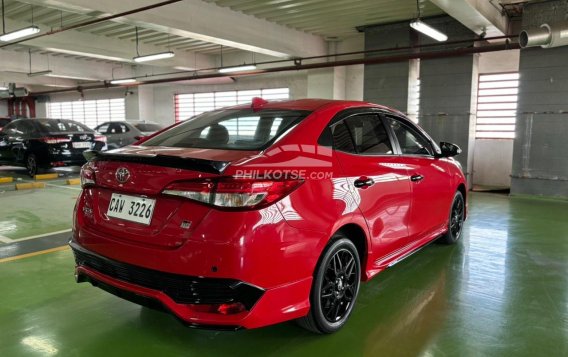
[115,167,130,184]
[80,134,89,141]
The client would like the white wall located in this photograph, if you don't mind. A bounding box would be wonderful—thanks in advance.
[151,71,308,126]
[473,49,520,188]
[473,139,514,188]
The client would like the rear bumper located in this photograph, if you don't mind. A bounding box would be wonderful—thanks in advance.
[70,242,313,329]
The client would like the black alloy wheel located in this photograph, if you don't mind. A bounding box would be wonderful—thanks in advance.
[26,153,38,178]
[297,235,361,333]
[440,191,465,244]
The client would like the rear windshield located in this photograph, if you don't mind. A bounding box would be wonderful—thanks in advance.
[134,123,163,132]
[36,119,92,133]
[142,109,310,150]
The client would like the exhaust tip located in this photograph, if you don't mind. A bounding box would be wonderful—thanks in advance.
[519,30,529,48]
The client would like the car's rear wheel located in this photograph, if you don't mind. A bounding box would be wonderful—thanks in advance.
[439,191,465,244]
[297,234,361,334]
[26,153,39,178]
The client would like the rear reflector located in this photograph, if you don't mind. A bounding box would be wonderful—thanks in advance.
[40,137,71,144]
[163,177,303,210]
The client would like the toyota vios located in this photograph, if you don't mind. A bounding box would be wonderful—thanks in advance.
[71,98,466,333]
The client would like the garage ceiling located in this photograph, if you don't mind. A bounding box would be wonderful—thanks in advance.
[204,0,444,38]
[1,0,237,54]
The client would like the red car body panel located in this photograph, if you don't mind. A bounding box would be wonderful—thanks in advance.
[71,99,466,329]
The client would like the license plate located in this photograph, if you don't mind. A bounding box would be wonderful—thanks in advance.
[73,142,91,149]
[107,193,156,225]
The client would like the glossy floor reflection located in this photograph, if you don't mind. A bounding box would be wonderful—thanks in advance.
[1,192,568,356]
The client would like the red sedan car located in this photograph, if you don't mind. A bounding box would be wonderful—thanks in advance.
[71,98,466,333]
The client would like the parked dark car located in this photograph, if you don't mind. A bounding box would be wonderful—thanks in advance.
[94,121,163,149]
[0,117,11,131]
[0,118,106,176]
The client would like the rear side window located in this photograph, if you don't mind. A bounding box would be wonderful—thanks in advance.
[96,123,110,133]
[142,109,310,150]
[331,114,393,155]
[36,119,91,133]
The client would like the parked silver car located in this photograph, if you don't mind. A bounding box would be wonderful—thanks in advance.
[94,121,163,149]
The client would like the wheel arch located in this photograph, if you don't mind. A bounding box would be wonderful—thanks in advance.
[456,183,467,219]
[335,223,369,281]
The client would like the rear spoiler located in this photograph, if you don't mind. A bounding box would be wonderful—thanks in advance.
[83,150,230,175]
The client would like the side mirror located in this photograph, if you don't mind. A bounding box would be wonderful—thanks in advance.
[438,142,461,158]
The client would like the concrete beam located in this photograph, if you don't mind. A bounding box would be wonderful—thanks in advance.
[17,0,326,58]
[0,48,127,87]
[2,18,216,70]
[430,0,508,37]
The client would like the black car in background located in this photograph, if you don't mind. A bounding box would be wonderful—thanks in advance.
[0,118,106,176]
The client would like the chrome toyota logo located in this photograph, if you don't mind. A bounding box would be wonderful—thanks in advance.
[115,167,130,184]
[79,134,89,141]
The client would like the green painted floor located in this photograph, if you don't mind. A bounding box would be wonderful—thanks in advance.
[0,168,79,240]
[1,192,568,356]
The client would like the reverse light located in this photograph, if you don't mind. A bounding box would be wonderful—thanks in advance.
[162,177,303,209]
[80,164,96,188]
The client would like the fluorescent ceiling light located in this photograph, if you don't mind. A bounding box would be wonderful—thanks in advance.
[110,78,137,85]
[45,73,100,81]
[0,26,41,42]
[0,86,8,91]
[218,65,257,73]
[133,51,175,63]
[28,70,53,77]
[410,20,448,42]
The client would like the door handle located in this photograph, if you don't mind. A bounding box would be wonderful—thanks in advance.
[410,174,424,182]
[354,177,375,188]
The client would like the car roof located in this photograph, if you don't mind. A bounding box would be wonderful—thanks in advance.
[223,98,403,115]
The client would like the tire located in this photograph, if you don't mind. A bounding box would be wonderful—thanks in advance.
[439,191,465,244]
[297,234,361,334]
[26,153,39,178]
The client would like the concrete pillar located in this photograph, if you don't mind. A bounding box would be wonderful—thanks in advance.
[0,101,8,117]
[511,0,568,198]
[363,22,414,110]
[307,67,346,99]
[125,86,155,121]
[138,86,155,121]
[418,17,478,186]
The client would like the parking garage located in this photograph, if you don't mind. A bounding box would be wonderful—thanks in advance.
[1,0,568,355]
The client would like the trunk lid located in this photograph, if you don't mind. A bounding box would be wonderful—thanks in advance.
[86,146,260,249]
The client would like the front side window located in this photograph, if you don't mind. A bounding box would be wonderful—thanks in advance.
[143,109,309,150]
[386,117,433,156]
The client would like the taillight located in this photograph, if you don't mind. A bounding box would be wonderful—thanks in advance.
[80,163,96,188]
[94,134,107,143]
[162,177,303,210]
[40,137,71,144]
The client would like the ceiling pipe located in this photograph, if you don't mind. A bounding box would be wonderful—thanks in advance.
[125,34,517,81]
[0,0,183,49]
[31,41,520,96]
[519,23,568,48]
